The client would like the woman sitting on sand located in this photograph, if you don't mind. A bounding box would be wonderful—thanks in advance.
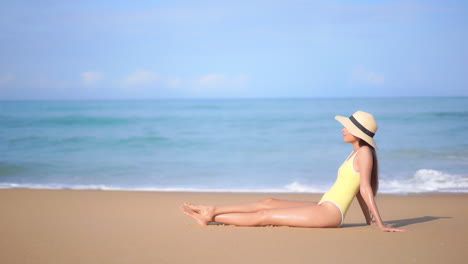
[182,111,407,232]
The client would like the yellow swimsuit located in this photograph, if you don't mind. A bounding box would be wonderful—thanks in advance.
[319,151,361,226]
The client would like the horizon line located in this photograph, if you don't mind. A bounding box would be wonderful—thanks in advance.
[1,95,467,102]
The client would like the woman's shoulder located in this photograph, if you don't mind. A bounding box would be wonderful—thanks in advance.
[356,146,373,159]
[354,146,374,173]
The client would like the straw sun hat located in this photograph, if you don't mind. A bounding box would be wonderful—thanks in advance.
[335,111,378,149]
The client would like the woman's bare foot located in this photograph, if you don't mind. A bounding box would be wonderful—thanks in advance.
[181,205,210,226]
[183,202,215,222]
[184,203,215,222]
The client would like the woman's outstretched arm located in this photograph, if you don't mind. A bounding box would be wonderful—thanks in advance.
[357,192,390,227]
[356,191,372,225]
[356,147,408,232]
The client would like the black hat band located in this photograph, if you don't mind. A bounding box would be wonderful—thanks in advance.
[349,115,375,138]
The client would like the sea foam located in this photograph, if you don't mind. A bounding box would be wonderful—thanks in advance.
[1,169,466,194]
[380,169,468,193]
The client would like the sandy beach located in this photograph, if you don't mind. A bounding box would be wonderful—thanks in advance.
[1,189,467,264]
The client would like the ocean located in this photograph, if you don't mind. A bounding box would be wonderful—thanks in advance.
[1,97,467,194]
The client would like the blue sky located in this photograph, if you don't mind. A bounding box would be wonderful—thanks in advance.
[0,0,467,100]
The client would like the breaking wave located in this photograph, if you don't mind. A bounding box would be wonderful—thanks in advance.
[1,169,466,194]
[380,169,468,193]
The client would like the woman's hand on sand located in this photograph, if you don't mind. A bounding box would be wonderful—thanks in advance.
[372,221,408,232]
[379,225,409,232]
[370,220,389,227]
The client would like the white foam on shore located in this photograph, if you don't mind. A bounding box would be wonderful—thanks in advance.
[0,182,303,193]
[379,169,468,193]
[1,169,467,194]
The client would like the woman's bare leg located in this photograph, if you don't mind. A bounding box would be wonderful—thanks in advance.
[183,198,317,223]
[185,202,341,228]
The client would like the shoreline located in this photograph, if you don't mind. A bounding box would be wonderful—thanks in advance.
[1,189,467,263]
[1,185,467,195]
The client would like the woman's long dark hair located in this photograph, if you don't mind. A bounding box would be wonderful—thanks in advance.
[359,140,379,196]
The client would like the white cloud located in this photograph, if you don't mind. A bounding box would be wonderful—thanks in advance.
[121,70,160,87]
[0,73,15,86]
[194,74,250,89]
[350,68,385,85]
[167,77,182,87]
[196,74,227,87]
[81,71,104,86]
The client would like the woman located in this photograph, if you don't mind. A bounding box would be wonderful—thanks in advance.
[182,111,407,232]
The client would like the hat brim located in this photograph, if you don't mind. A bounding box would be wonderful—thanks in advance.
[335,115,377,149]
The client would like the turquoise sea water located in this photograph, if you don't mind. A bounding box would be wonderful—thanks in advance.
[1,97,467,193]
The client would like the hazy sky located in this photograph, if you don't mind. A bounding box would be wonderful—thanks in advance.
[0,0,467,100]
